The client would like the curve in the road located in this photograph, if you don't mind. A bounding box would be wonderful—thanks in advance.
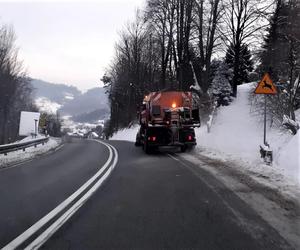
[2,140,118,250]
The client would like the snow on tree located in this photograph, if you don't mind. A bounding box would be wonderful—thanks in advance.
[210,62,233,106]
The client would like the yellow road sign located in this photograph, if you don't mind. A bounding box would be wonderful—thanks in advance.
[254,73,277,95]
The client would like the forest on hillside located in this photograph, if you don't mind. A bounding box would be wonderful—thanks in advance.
[102,0,300,136]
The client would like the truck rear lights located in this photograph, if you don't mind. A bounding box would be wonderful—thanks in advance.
[188,135,193,141]
[148,136,157,141]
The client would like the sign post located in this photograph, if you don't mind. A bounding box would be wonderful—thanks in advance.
[254,73,277,164]
[264,95,267,146]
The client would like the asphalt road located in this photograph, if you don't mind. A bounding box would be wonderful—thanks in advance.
[0,139,294,249]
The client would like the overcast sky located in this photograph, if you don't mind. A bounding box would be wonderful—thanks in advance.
[0,0,144,91]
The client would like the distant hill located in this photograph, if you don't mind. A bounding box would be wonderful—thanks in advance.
[72,108,108,123]
[60,87,109,116]
[30,78,109,123]
[31,79,81,104]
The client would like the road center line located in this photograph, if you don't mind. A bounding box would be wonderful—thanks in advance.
[26,142,118,250]
[2,140,115,250]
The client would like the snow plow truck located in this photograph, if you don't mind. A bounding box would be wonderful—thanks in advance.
[135,91,200,153]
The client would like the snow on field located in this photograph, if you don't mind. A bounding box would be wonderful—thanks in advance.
[0,137,61,168]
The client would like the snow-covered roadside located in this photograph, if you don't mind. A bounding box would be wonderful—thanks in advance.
[111,125,139,142]
[0,137,61,168]
[194,83,299,188]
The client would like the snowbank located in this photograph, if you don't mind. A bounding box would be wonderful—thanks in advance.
[0,134,46,147]
[110,125,139,142]
[277,131,300,181]
[19,134,47,143]
[196,83,300,185]
[0,137,61,168]
[196,83,261,160]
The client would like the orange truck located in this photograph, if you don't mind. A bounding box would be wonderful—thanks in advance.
[135,91,200,153]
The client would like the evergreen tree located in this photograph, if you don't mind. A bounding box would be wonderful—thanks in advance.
[225,43,253,89]
[259,0,289,80]
[259,0,300,121]
[210,62,232,106]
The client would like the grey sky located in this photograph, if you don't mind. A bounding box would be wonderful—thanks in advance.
[0,0,144,91]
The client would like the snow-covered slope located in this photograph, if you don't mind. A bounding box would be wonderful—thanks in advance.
[35,97,62,114]
[196,83,299,184]
[197,83,261,160]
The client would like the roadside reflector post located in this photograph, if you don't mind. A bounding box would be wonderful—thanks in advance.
[254,73,278,165]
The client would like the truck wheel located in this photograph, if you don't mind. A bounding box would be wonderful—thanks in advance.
[135,130,142,146]
[135,136,141,146]
[143,141,152,154]
[186,145,195,152]
[180,145,187,152]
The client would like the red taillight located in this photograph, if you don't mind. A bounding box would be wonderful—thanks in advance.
[188,135,193,141]
[148,136,157,141]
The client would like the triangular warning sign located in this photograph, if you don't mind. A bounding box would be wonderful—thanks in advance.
[254,73,277,95]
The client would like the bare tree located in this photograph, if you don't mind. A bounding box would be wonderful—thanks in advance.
[0,25,34,144]
[220,0,272,96]
[103,11,160,130]
[191,0,223,93]
[146,0,177,88]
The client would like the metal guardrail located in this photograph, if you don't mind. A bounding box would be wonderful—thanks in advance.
[0,137,50,155]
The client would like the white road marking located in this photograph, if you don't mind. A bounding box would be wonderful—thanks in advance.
[54,144,64,152]
[167,153,180,161]
[2,140,116,250]
[26,142,118,250]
